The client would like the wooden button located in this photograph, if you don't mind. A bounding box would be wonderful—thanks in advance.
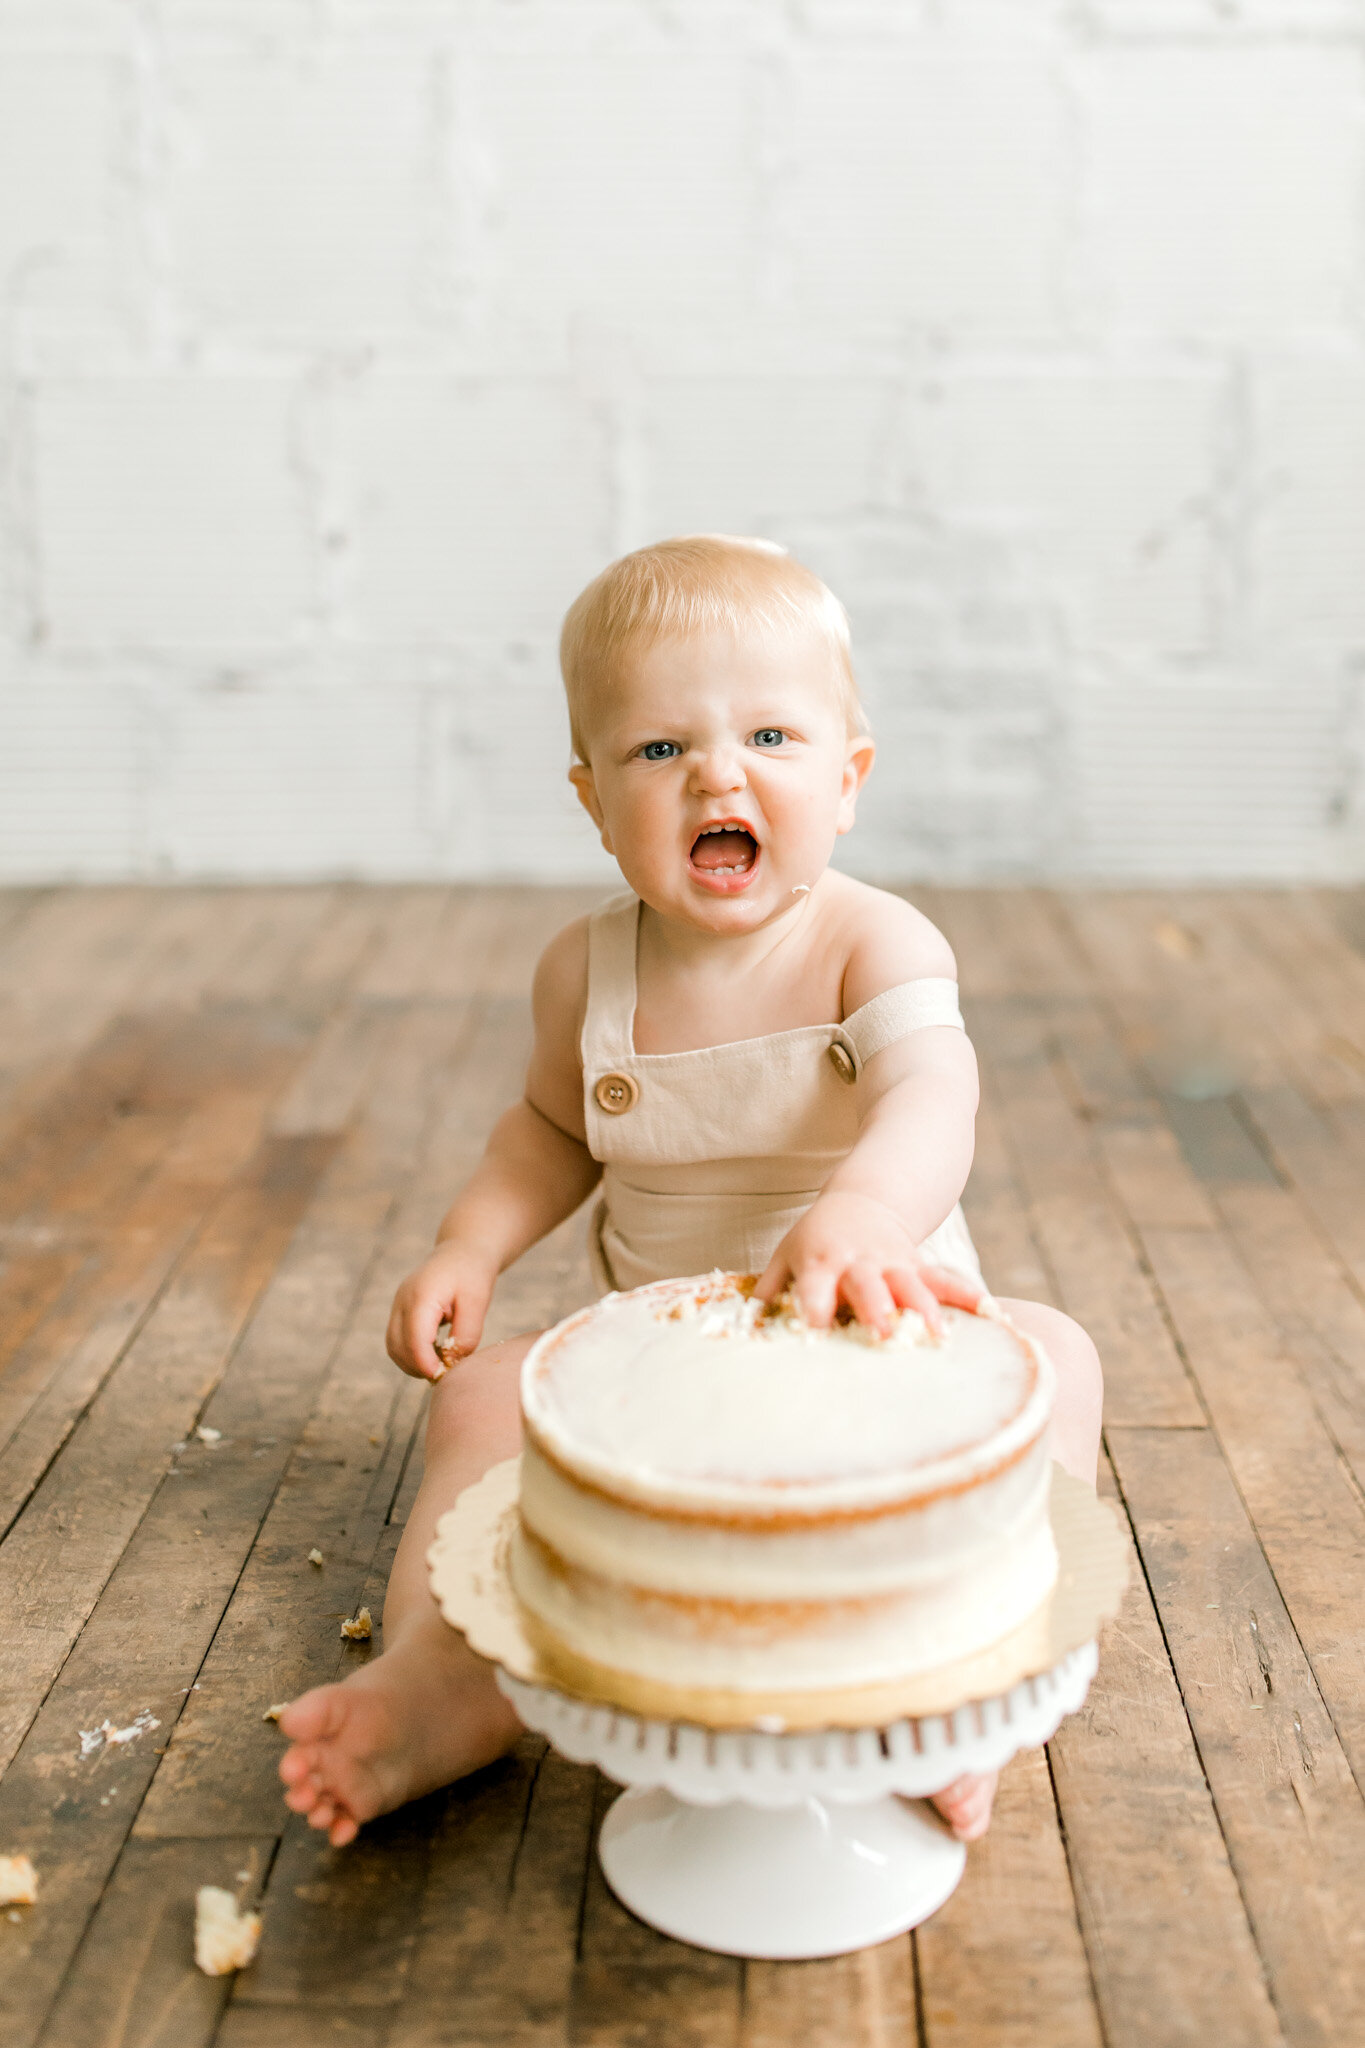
[827,1041,857,1085]
[594,1072,639,1115]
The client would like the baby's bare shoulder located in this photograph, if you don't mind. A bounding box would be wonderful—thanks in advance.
[826,878,957,1015]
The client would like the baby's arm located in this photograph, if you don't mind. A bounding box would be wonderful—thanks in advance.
[386,922,599,1379]
[756,898,981,1334]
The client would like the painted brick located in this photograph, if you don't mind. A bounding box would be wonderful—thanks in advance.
[346,377,610,639]
[35,377,313,646]
[639,378,899,544]
[0,658,142,879]
[0,53,123,357]
[423,648,617,880]
[1082,47,1365,337]
[1084,1,1364,31]
[165,43,435,343]
[144,667,430,879]
[473,48,755,356]
[779,52,1067,338]
[1071,662,1365,880]
[907,371,1223,653]
[1252,367,1365,643]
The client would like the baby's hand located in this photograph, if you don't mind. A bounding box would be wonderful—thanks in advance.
[755,1190,982,1338]
[385,1241,495,1382]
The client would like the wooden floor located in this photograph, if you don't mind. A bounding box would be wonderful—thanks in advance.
[1,884,1363,2047]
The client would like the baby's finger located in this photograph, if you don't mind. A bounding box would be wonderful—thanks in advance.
[446,1279,491,1363]
[406,1296,453,1382]
[918,1263,984,1311]
[885,1264,944,1335]
[839,1262,898,1338]
[753,1251,791,1305]
[793,1260,839,1329]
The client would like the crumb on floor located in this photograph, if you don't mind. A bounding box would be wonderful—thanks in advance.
[194,1886,261,1976]
[0,1857,37,1908]
[340,1607,372,1641]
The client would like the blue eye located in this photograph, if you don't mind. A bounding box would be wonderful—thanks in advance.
[751,728,785,748]
[640,740,681,761]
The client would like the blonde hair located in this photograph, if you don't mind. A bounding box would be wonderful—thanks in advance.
[559,535,866,762]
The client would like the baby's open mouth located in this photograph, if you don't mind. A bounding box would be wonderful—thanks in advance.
[689,824,758,876]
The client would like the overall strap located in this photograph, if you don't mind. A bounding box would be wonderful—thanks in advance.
[838,977,964,1074]
[580,892,640,1071]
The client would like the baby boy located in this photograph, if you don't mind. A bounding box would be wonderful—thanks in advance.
[278,537,1103,1847]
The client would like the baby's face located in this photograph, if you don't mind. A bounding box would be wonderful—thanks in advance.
[570,626,874,933]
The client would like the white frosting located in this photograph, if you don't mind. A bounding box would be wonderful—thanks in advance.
[514,1274,1058,1694]
[522,1276,1049,1516]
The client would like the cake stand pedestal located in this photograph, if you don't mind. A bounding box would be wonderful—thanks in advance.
[498,1645,1096,1959]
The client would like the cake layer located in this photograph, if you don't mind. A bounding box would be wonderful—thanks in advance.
[521,1275,1052,1519]
[518,1431,1053,1599]
[509,1509,1059,1689]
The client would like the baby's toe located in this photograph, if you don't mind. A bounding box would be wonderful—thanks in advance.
[279,1744,317,1789]
[329,1812,360,1848]
[278,1686,344,1746]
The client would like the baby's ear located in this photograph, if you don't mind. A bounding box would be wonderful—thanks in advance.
[836,735,876,832]
[568,763,611,847]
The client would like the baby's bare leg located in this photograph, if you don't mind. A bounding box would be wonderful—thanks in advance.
[278,1334,534,1847]
[930,1301,1103,1842]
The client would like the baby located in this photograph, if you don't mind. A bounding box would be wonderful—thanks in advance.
[279,537,1104,1848]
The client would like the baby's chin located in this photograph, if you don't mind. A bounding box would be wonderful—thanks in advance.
[632,865,822,931]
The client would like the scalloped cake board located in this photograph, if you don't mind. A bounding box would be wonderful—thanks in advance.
[427,1457,1129,1732]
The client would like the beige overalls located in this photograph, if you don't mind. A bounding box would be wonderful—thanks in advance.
[580,893,983,1296]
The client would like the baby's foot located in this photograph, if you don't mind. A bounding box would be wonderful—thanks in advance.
[277,1619,519,1847]
[930,1770,998,1842]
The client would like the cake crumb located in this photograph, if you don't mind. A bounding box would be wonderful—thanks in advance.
[340,1608,372,1641]
[307,1548,324,1568]
[195,1425,222,1444]
[0,1857,37,1907]
[194,1886,260,1976]
[262,1703,288,1723]
[78,1711,160,1758]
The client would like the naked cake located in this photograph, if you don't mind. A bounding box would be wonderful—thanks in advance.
[509,1273,1058,1695]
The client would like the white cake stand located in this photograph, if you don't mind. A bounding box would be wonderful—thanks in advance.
[497,1644,1096,1958]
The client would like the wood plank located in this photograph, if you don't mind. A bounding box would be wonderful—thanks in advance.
[1047,1455,1285,2048]
[385,1745,597,2046]
[1108,1424,1365,2045]
[34,1836,272,2048]
[1140,1227,1365,1789]
[916,1747,1101,2048]
[970,997,1202,1425]
[1214,1179,1365,1492]
[0,1007,323,1539]
[132,999,484,1838]
[1232,891,1365,1106]
[0,891,243,1146]
[230,1798,438,2014]
[741,1941,916,2048]
[217,2011,387,2047]
[0,1131,334,1780]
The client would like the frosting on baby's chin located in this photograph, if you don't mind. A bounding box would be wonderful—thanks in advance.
[522,1273,1046,1507]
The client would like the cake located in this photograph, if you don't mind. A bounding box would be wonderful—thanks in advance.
[510,1273,1058,1697]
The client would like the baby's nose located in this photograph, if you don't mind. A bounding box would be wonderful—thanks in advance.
[689,745,747,795]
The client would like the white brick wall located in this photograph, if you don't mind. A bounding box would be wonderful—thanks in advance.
[1,1,1363,882]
